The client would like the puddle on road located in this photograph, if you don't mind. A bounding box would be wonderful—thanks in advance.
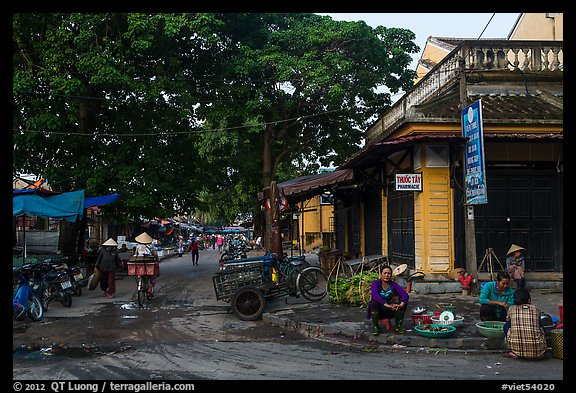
[14,344,96,360]
[120,303,139,310]
[14,343,134,361]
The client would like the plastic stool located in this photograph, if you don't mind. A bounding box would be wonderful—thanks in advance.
[556,305,564,329]
[379,319,392,330]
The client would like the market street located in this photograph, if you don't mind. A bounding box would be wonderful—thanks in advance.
[13,248,563,382]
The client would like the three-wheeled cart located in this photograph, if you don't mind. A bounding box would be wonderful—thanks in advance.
[212,253,327,320]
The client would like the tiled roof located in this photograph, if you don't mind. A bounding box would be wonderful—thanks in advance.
[409,88,563,123]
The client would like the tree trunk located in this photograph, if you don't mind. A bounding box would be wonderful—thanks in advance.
[269,181,283,259]
[262,124,274,250]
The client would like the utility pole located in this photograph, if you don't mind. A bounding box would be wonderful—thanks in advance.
[459,52,479,293]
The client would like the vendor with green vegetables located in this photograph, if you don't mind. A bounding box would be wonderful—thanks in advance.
[479,271,515,321]
[367,265,409,335]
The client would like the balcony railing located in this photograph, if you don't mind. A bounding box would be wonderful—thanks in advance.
[367,40,563,143]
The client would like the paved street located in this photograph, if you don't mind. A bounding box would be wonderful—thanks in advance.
[13,248,564,382]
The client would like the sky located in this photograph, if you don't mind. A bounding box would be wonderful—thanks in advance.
[319,13,521,70]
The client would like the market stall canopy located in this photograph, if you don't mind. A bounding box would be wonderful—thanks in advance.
[13,190,85,222]
[84,193,120,209]
[222,226,246,233]
[258,169,355,203]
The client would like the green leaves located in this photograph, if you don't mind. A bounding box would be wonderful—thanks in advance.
[13,13,419,225]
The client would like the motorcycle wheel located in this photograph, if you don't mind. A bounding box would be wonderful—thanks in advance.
[27,295,44,321]
[42,289,50,311]
[59,292,73,307]
[73,284,82,297]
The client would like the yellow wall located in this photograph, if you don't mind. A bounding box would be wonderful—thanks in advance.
[298,195,335,249]
[509,13,563,41]
[413,168,453,273]
[414,39,452,84]
[414,150,454,274]
[381,189,388,257]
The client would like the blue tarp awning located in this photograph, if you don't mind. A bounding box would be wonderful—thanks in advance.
[13,190,85,222]
[84,193,121,209]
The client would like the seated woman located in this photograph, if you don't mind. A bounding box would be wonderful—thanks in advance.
[479,271,515,321]
[506,244,526,289]
[504,287,547,359]
[366,265,409,335]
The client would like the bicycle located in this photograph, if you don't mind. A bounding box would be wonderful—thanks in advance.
[276,256,326,301]
[136,274,154,307]
[127,257,159,308]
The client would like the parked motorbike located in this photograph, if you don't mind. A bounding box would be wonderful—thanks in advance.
[219,244,248,263]
[45,256,87,296]
[13,265,44,322]
[29,261,73,311]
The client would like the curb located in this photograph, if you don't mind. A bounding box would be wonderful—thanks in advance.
[263,306,498,351]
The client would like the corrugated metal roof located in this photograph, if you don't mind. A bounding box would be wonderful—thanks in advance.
[259,169,355,202]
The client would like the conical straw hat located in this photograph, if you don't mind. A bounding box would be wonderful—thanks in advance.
[102,238,118,247]
[135,232,154,244]
[392,264,408,276]
[507,244,525,255]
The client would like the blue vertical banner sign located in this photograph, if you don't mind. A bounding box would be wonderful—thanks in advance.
[462,99,488,205]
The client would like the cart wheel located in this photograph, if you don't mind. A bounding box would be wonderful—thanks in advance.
[297,266,327,301]
[231,286,266,321]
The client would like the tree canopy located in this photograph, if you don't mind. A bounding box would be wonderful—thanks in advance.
[13,13,418,224]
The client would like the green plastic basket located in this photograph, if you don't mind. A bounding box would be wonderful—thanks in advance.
[414,323,456,338]
[476,321,506,338]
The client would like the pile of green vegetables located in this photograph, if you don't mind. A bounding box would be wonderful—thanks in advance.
[327,271,380,307]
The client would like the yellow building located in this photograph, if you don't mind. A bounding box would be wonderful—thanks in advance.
[508,13,563,40]
[337,37,563,288]
[269,15,563,291]
[291,194,335,252]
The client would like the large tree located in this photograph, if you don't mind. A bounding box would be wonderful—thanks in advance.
[193,14,418,242]
[13,13,226,220]
[13,13,418,228]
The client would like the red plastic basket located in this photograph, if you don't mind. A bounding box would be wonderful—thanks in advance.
[412,311,441,326]
[127,262,160,276]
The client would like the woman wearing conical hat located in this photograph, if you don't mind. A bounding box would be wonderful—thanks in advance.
[133,232,159,298]
[96,238,121,299]
[506,244,526,289]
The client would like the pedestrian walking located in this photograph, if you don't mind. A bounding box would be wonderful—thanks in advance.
[187,237,200,265]
[216,235,224,253]
[177,235,184,257]
[95,238,122,299]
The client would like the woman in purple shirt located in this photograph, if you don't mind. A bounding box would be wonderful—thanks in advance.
[367,265,409,335]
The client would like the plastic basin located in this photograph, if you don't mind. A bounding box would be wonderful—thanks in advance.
[414,324,456,338]
[476,321,505,338]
